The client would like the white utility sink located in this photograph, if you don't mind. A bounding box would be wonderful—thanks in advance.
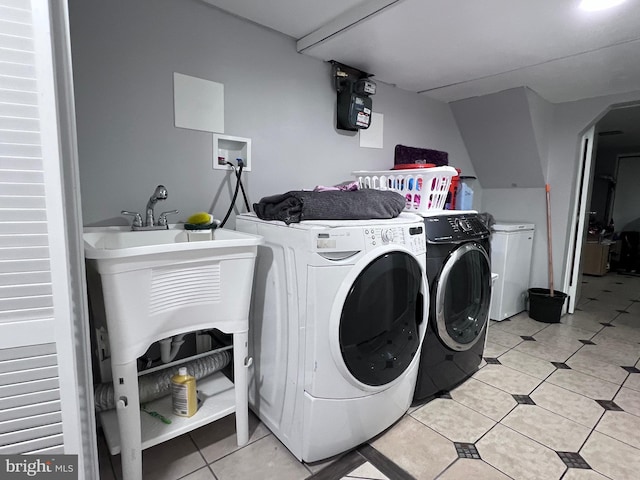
[83,224,263,363]
[83,224,263,480]
[84,225,259,262]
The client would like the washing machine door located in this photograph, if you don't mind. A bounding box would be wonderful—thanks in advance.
[435,243,491,351]
[338,251,424,386]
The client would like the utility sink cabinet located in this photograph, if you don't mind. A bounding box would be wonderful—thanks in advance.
[84,226,262,480]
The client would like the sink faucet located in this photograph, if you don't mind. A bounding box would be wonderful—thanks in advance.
[146,185,168,227]
[121,185,178,230]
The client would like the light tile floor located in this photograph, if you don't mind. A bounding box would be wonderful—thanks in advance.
[98,273,640,479]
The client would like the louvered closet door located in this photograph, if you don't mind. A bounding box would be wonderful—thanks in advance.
[0,0,84,459]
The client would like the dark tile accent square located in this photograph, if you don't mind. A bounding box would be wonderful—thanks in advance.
[454,442,481,460]
[616,310,629,314]
[615,282,624,285]
[622,366,640,374]
[435,390,452,399]
[631,299,640,303]
[512,394,536,405]
[581,281,588,284]
[596,399,623,411]
[445,354,454,361]
[600,322,614,327]
[579,339,596,345]
[484,357,501,365]
[520,336,536,341]
[557,451,591,469]
[587,297,598,301]
[602,289,612,293]
[552,362,571,369]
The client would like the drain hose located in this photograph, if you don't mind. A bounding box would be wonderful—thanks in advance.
[94,349,232,412]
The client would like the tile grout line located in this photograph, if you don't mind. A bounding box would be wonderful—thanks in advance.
[188,432,211,473]
[305,449,367,480]
[356,444,416,480]
[191,431,275,472]
[589,425,640,453]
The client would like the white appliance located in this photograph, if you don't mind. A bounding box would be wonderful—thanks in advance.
[236,212,428,462]
[490,222,535,321]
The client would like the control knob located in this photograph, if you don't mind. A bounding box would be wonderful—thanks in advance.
[381,229,395,243]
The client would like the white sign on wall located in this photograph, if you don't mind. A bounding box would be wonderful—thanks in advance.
[173,72,225,133]
[359,112,384,149]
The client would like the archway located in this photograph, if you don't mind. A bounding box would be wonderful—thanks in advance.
[564,102,640,312]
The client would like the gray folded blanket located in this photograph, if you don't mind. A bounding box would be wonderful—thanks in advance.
[253,189,406,224]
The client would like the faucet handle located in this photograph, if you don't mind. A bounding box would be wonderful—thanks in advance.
[157,210,179,227]
[121,210,143,228]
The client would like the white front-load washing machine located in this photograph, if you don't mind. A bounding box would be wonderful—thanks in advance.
[236,212,428,462]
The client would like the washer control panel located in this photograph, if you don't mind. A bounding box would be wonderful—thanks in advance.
[314,223,426,256]
[362,224,425,255]
[423,214,489,243]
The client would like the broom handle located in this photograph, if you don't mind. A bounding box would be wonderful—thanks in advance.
[546,184,554,297]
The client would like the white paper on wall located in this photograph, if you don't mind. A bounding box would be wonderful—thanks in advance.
[359,112,383,149]
[173,72,224,133]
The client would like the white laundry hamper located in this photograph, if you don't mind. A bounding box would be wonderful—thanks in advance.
[353,166,458,213]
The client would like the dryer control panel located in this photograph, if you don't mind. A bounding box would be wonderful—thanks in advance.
[423,214,490,244]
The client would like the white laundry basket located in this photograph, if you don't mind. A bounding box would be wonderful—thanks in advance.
[353,166,458,213]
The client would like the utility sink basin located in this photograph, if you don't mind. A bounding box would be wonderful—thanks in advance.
[84,225,260,261]
[83,225,263,364]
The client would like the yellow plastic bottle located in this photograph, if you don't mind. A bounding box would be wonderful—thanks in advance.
[171,367,197,417]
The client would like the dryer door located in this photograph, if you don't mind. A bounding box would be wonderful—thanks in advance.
[339,251,424,386]
[435,243,491,351]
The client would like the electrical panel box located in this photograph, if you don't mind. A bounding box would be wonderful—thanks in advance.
[332,61,376,132]
[338,93,372,130]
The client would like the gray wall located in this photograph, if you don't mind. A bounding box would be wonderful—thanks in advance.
[482,188,547,287]
[451,87,546,189]
[69,0,475,227]
[526,88,555,178]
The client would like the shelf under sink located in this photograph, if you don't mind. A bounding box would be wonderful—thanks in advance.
[99,371,236,455]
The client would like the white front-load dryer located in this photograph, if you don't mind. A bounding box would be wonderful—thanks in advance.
[236,212,428,462]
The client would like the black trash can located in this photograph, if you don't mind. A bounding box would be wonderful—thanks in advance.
[528,288,567,323]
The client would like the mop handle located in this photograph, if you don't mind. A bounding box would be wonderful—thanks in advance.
[546,184,554,297]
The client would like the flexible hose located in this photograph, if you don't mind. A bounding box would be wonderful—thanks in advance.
[220,163,244,228]
[94,349,231,412]
[226,161,250,211]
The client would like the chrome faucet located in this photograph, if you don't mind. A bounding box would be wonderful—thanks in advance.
[146,185,168,227]
[121,185,178,230]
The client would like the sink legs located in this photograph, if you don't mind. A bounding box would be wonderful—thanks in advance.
[112,360,143,480]
[233,331,250,446]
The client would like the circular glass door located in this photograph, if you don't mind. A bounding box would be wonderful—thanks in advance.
[339,252,424,386]
[435,243,491,351]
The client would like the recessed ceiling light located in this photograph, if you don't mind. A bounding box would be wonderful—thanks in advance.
[579,0,626,11]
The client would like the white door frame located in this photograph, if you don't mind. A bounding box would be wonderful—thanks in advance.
[564,126,596,313]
